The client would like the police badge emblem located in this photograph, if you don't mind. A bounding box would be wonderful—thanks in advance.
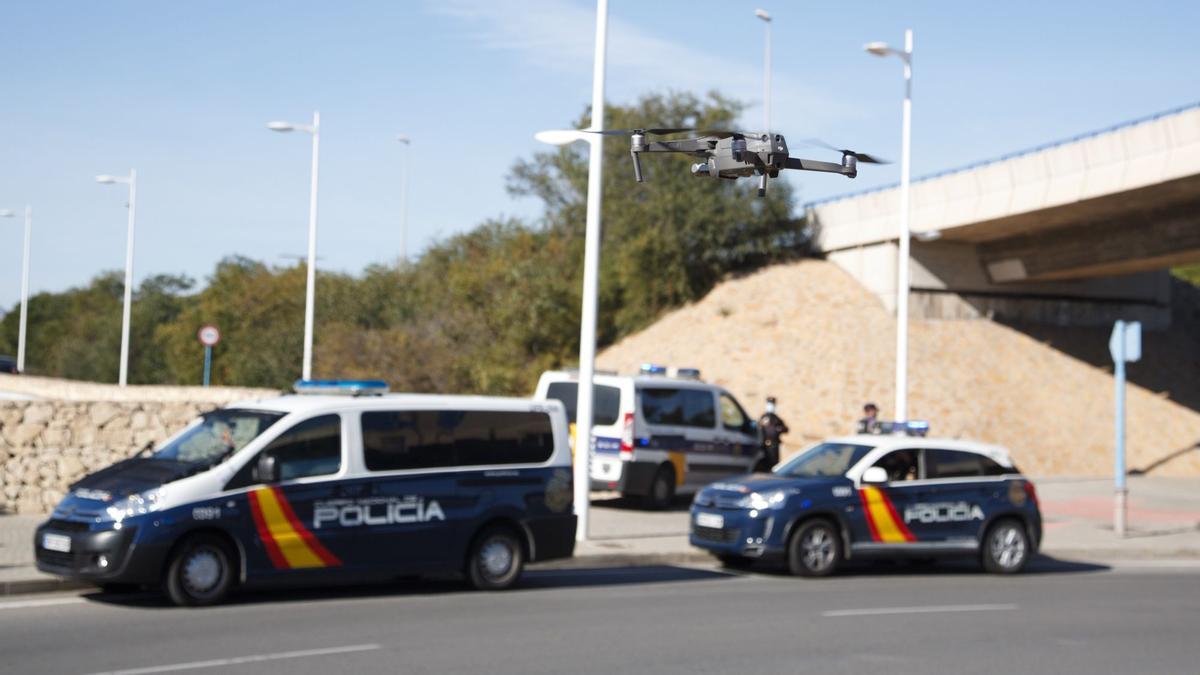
[545,469,572,513]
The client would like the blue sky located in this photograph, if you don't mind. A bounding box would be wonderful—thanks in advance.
[0,0,1197,308]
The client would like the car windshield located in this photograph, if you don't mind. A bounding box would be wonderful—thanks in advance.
[153,409,285,467]
[775,442,874,478]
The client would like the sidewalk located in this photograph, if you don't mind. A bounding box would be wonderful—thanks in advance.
[2,477,1198,595]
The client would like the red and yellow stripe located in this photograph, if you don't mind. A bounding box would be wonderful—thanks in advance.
[248,486,341,569]
[858,486,916,543]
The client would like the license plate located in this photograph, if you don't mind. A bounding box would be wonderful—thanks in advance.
[42,533,71,553]
[695,512,724,529]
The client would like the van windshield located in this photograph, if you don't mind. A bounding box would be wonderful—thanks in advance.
[545,382,622,426]
[153,409,285,467]
[775,442,874,478]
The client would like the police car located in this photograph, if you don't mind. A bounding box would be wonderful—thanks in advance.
[34,380,576,605]
[689,428,1042,576]
[534,365,763,509]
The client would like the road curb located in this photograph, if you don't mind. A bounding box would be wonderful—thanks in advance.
[1,577,89,597]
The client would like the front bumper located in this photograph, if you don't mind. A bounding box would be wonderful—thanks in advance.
[34,519,168,586]
[688,506,785,559]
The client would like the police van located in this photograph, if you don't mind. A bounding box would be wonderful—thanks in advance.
[689,429,1042,576]
[35,380,576,605]
[534,365,762,509]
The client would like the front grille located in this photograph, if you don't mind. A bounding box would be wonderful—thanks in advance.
[36,548,75,569]
[45,519,91,533]
[693,525,739,544]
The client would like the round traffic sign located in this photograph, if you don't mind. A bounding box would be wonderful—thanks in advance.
[197,325,221,347]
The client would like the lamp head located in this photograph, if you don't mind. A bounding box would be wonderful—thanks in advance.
[535,129,589,146]
[267,121,294,132]
[95,175,118,184]
[0,209,14,217]
[864,41,893,56]
[754,8,771,21]
[396,134,411,144]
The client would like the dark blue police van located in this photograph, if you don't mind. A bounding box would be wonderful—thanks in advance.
[35,381,577,605]
[690,433,1042,576]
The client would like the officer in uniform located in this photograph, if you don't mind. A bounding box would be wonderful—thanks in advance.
[857,402,879,434]
[757,397,789,471]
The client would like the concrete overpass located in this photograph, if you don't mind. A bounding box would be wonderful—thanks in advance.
[806,102,1200,327]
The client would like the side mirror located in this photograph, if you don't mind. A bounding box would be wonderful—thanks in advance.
[862,466,889,484]
[254,454,280,484]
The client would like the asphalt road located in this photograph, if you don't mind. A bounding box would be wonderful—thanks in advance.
[2,559,1198,675]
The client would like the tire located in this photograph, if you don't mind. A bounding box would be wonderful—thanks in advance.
[981,519,1031,574]
[643,465,676,510]
[787,519,842,577]
[164,534,236,607]
[466,526,525,591]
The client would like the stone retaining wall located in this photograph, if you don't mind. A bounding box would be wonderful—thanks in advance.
[2,400,223,514]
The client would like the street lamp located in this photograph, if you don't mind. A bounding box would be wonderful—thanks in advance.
[0,207,31,373]
[534,0,609,543]
[754,9,772,134]
[95,172,137,387]
[865,29,914,423]
[268,111,321,381]
[396,134,411,262]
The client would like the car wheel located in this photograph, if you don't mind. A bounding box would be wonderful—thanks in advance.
[466,526,525,591]
[164,534,236,607]
[787,519,842,577]
[644,465,676,510]
[981,519,1030,574]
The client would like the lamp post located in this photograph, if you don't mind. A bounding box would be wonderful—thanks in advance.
[865,29,914,423]
[0,207,31,373]
[396,134,411,262]
[754,9,772,134]
[268,112,321,381]
[534,0,608,543]
[95,172,137,386]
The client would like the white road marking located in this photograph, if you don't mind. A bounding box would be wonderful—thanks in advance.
[85,643,382,675]
[0,597,86,611]
[823,603,1018,618]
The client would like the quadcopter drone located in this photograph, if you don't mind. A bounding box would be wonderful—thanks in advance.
[538,127,885,197]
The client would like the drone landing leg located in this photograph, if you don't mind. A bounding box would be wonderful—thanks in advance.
[757,172,768,197]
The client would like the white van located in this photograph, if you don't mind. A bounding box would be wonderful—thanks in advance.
[533,366,763,508]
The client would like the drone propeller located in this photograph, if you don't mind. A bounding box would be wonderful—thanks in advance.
[802,138,889,164]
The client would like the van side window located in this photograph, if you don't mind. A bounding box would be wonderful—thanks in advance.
[225,414,342,490]
[640,388,716,428]
[544,382,622,425]
[362,410,555,471]
[719,394,751,433]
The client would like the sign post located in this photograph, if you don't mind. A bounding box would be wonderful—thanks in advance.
[1108,320,1141,537]
[197,325,221,387]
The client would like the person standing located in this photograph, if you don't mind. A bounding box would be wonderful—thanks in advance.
[857,402,880,433]
[757,396,789,471]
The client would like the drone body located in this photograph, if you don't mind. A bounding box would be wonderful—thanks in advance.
[535,126,884,197]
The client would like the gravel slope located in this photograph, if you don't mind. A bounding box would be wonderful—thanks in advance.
[597,260,1200,477]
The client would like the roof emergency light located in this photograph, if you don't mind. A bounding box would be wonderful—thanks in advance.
[671,367,702,380]
[639,363,668,375]
[293,379,390,396]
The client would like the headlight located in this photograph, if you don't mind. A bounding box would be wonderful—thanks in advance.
[105,488,166,522]
[737,489,797,510]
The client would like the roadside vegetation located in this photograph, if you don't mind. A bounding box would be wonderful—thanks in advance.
[0,92,808,393]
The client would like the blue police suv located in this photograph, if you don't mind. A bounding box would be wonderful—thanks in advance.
[690,433,1042,576]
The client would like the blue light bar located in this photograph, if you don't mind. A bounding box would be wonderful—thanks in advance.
[639,363,667,375]
[293,379,390,396]
[905,420,930,437]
